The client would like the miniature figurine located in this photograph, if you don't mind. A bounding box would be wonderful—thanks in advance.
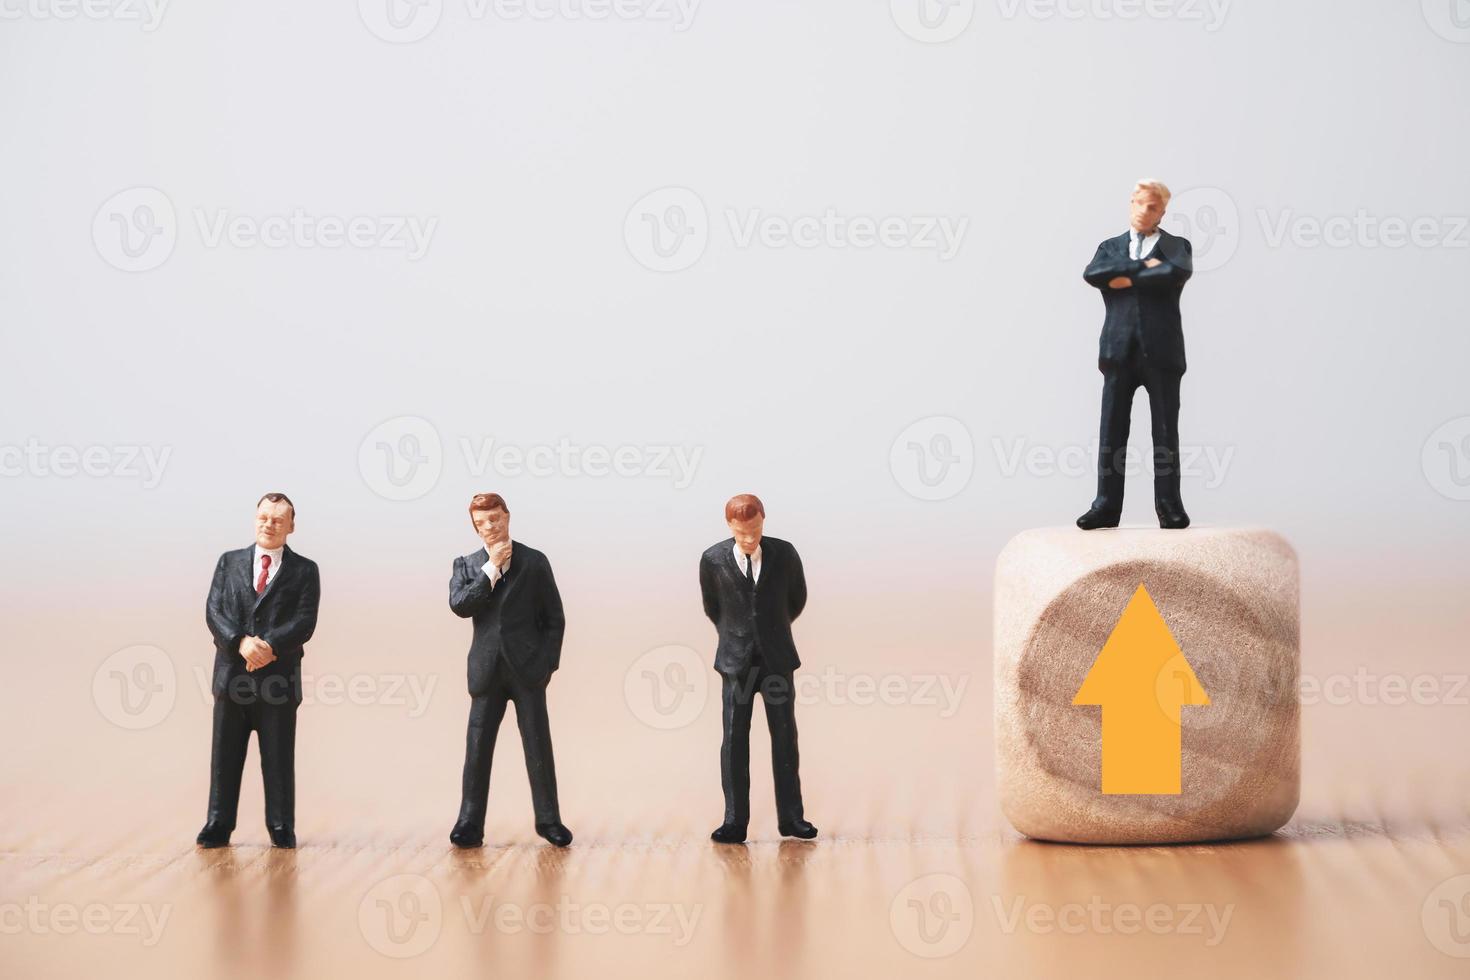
[700,494,818,844]
[448,493,572,848]
[197,492,321,849]
[1078,178,1194,530]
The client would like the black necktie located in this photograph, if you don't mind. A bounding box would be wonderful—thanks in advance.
[744,554,753,583]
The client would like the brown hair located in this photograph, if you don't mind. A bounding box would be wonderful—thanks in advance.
[257,492,295,517]
[724,493,764,522]
[469,493,510,518]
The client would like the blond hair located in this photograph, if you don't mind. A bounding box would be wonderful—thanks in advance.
[1132,178,1172,206]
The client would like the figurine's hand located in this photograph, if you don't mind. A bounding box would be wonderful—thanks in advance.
[487,539,513,571]
[1107,276,1132,289]
[242,636,276,671]
[1143,258,1162,269]
[246,652,277,671]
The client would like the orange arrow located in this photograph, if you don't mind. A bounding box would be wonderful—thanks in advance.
[1072,584,1209,794]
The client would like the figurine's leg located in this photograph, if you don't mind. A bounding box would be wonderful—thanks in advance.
[256,701,297,835]
[457,692,509,833]
[1093,360,1141,513]
[719,667,758,828]
[510,684,561,826]
[1145,369,1184,509]
[204,695,250,833]
[760,670,805,826]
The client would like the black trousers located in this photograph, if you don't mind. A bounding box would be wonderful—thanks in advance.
[457,659,561,830]
[205,692,297,833]
[719,658,805,827]
[1093,336,1185,513]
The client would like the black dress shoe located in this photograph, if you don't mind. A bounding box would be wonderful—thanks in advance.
[196,825,232,849]
[1156,501,1190,529]
[269,828,296,849]
[535,822,573,848]
[1076,507,1121,530]
[778,820,818,840]
[450,823,484,848]
[710,823,747,844]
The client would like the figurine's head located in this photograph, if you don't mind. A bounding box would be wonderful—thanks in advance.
[469,493,511,548]
[1129,178,1171,234]
[255,493,295,549]
[725,493,765,555]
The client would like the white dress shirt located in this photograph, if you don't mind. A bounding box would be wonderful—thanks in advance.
[481,544,511,590]
[1130,227,1160,260]
[253,543,284,590]
[733,542,762,584]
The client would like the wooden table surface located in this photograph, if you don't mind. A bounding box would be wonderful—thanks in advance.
[4,596,1468,978]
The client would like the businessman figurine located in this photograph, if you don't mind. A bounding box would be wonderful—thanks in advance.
[1078,178,1194,530]
[700,494,818,844]
[449,493,572,849]
[198,493,321,849]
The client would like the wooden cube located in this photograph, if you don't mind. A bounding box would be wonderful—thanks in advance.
[994,526,1300,844]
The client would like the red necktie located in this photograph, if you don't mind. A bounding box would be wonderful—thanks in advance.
[256,554,271,594]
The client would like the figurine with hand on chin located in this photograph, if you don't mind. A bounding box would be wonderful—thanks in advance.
[448,493,572,849]
[197,492,321,850]
[1078,178,1194,531]
[700,494,818,845]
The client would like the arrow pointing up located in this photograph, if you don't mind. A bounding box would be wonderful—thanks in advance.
[1072,584,1209,795]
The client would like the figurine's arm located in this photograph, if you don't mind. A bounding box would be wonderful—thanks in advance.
[1133,238,1193,289]
[206,554,245,656]
[1082,243,1141,290]
[449,556,495,618]
[699,556,720,624]
[787,546,808,621]
[261,562,320,654]
[536,557,566,673]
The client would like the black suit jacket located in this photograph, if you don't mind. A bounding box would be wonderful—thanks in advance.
[1082,228,1193,373]
[450,542,565,692]
[206,544,321,705]
[699,536,807,676]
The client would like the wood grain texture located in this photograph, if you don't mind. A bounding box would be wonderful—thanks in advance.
[995,526,1300,844]
[5,573,1467,978]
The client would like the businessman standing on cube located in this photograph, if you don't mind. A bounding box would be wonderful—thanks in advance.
[1078,178,1194,530]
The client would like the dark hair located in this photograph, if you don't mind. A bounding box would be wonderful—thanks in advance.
[257,492,295,517]
[724,493,764,522]
[469,493,510,517]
